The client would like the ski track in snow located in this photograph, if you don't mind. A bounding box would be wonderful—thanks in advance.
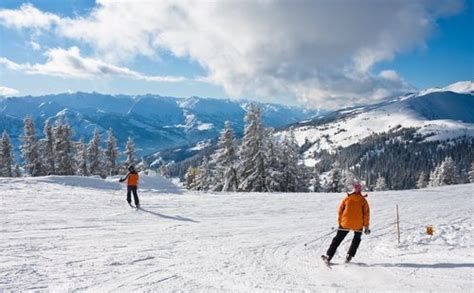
[0,177,473,292]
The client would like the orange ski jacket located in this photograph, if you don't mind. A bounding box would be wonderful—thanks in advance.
[338,192,370,231]
[127,172,139,186]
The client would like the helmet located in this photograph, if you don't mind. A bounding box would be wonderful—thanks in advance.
[353,182,362,193]
[128,165,135,172]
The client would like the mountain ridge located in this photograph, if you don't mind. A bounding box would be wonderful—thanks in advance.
[0,92,319,156]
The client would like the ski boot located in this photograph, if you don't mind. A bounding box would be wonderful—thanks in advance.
[345,255,352,263]
[321,255,331,265]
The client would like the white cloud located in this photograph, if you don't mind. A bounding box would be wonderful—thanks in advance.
[0,86,19,96]
[0,0,464,108]
[29,40,41,50]
[0,46,186,82]
[0,3,60,29]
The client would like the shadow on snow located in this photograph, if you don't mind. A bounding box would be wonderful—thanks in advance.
[367,263,474,269]
[137,207,199,223]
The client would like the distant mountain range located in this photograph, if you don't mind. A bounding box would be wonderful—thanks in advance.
[277,81,474,166]
[0,92,319,157]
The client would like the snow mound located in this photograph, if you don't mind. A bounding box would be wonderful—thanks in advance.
[137,171,182,193]
[7,174,182,194]
[33,176,121,190]
[108,171,182,194]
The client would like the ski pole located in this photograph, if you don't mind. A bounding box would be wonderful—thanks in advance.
[304,228,337,247]
[304,227,364,247]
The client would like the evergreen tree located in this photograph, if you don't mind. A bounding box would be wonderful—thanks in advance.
[416,171,428,189]
[429,165,441,187]
[0,131,14,177]
[297,165,311,192]
[195,156,211,191]
[54,124,75,175]
[438,157,458,186]
[374,175,387,191]
[42,121,55,175]
[124,136,136,170]
[469,162,474,183]
[185,166,199,190]
[211,121,238,191]
[105,128,119,176]
[13,164,21,177]
[88,129,104,176]
[238,104,268,192]
[280,131,300,192]
[312,168,322,192]
[21,116,44,176]
[327,165,343,192]
[75,139,88,176]
[265,134,284,192]
[343,169,357,192]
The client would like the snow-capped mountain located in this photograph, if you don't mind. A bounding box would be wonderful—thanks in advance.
[0,92,318,156]
[278,81,474,165]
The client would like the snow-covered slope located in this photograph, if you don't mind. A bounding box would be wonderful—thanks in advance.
[280,82,474,160]
[1,176,472,291]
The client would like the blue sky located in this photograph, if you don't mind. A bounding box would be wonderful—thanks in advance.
[0,0,472,108]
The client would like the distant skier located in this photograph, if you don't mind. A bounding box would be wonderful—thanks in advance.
[322,182,370,264]
[119,165,140,208]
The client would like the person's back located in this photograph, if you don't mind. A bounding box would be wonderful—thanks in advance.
[127,170,139,186]
[339,192,370,231]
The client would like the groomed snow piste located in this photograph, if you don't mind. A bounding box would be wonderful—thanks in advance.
[1,176,472,292]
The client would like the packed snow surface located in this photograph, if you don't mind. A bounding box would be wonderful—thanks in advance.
[1,176,472,292]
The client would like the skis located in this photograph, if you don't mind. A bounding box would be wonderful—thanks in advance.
[128,203,140,210]
[321,255,367,269]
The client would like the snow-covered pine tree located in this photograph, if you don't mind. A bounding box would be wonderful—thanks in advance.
[21,116,44,176]
[238,104,268,192]
[211,121,238,191]
[195,156,211,191]
[13,164,21,177]
[428,165,441,187]
[53,124,75,175]
[280,131,300,192]
[124,136,136,171]
[88,129,104,176]
[416,171,428,189]
[0,131,14,177]
[185,166,199,190]
[42,121,55,175]
[75,139,88,176]
[297,165,311,192]
[343,169,356,192]
[312,167,322,192]
[374,175,387,191]
[265,132,284,192]
[105,128,119,176]
[438,157,458,186]
[469,162,474,183]
[327,165,343,192]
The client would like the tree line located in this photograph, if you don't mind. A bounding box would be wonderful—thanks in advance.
[0,116,141,177]
[184,104,474,192]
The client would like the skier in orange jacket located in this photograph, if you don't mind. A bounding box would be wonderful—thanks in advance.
[322,182,370,264]
[119,165,140,208]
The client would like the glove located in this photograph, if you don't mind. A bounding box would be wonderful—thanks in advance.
[119,178,125,183]
[364,227,371,235]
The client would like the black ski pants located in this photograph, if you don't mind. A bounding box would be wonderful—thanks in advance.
[326,229,362,259]
[127,185,139,206]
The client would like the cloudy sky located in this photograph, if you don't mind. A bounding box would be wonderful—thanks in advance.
[0,0,472,108]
